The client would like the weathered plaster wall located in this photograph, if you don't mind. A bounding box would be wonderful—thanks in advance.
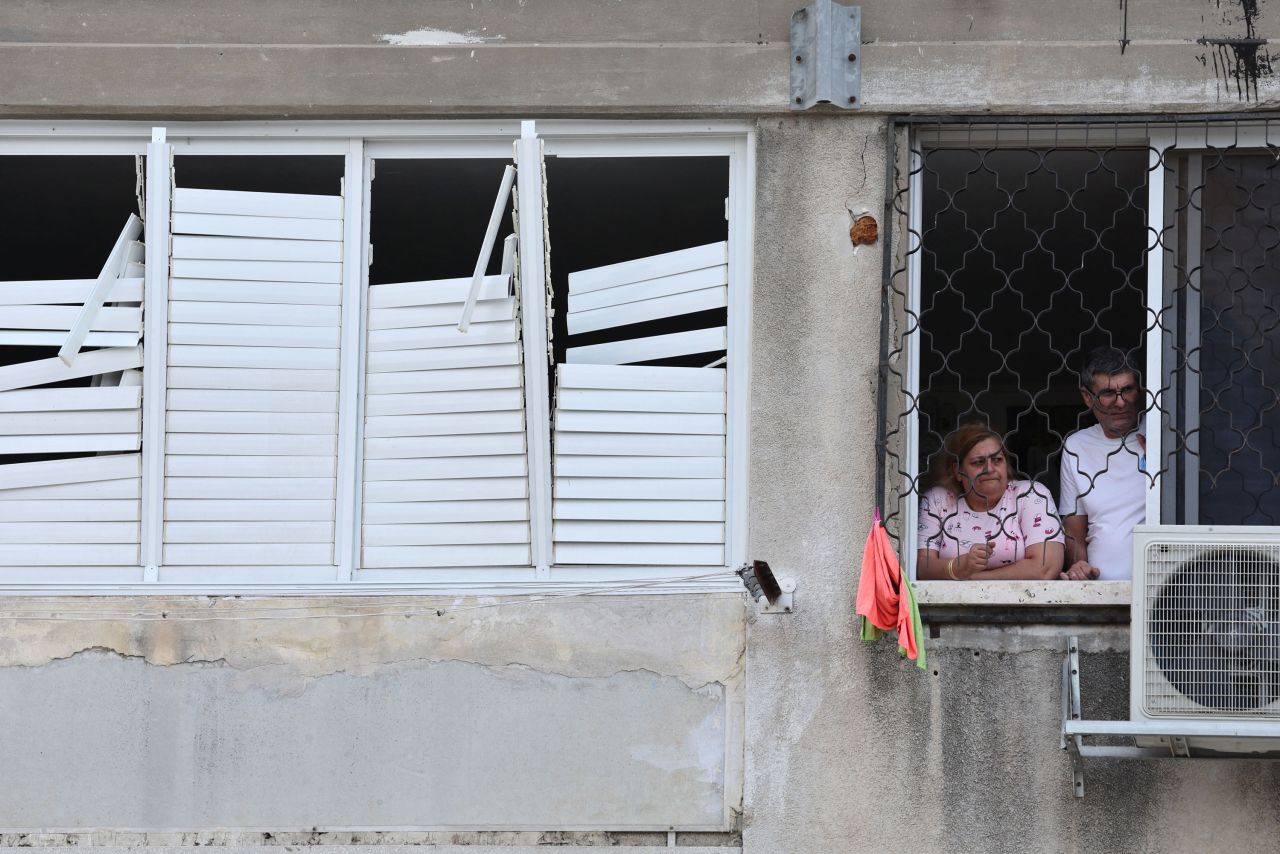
[2,0,1280,115]
[0,596,744,831]
[744,112,1280,853]
[2,0,1280,849]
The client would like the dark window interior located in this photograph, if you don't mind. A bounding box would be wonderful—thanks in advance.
[1,156,139,282]
[366,155,731,369]
[0,156,139,463]
[1184,153,1280,524]
[919,147,1148,496]
[368,158,514,286]
[174,155,344,196]
[545,155,729,366]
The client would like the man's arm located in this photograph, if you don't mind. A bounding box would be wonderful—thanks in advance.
[1061,515,1099,580]
[1064,515,1088,566]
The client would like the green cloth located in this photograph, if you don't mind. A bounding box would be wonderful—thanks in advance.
[859,577,927,670]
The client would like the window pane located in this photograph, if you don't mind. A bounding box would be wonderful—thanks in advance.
[1194,153,1280,525]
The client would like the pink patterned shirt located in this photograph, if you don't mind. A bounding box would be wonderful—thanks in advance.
[918,480,1064,567]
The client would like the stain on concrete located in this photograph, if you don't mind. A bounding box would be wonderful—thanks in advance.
[1199,0,1275,101]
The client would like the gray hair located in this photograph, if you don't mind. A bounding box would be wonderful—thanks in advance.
[1078,345,1142,391]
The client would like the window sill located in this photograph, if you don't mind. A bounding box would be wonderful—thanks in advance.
[914,580,1130,606]
[914,580,1131,625]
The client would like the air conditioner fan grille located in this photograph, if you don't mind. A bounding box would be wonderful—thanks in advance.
[1145,543,1280,716]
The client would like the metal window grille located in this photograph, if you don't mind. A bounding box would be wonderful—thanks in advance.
[878,117,1280,574]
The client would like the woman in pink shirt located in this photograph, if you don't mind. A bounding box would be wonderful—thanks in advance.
[917,423,1065,581]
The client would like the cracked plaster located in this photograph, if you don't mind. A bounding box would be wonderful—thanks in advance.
[0,594,745,689]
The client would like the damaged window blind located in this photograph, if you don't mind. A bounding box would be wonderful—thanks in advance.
[360,241,531,569]
[554,242,729,566]
[162,187,344,566]
[0,215,145,565]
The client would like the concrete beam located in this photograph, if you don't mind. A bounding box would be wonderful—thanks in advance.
[0,0,1268,46]
[0,43,785,117]
[2,40,1278,117]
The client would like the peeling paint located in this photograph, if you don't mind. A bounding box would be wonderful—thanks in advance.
[378,28,500,46]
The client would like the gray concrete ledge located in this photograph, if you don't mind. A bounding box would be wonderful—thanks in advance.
[914,580,1131,607]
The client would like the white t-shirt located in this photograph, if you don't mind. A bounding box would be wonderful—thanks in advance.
[1058,423,1146,580]
[918,480,1064,567]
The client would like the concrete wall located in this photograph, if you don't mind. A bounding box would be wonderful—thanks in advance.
[2,0,1279,116]
[3,1,1280,851]
[744,112,1280,853]
[0,595,742,832]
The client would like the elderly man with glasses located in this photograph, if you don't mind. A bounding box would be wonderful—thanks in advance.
[1058,346,1147,581]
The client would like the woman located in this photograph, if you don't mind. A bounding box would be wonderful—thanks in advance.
[917,423,1065,580]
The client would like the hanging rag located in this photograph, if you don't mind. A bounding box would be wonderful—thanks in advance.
[855,508,926,669]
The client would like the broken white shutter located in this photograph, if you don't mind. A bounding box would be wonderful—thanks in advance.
[361,261,531,568]
[162,188,344,566]
[0,217,146,565]
[555,242,729,565]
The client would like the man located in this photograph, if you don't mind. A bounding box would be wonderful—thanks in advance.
[1058,346,1147,581]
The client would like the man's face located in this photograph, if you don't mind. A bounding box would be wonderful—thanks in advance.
[1081,370,1141,439]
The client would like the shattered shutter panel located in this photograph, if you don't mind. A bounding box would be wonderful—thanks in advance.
[0,217,145,565]
[163,188,343,566]
[361,271,532,569]
[555,242,728,566]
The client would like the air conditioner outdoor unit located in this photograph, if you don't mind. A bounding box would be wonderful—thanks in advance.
[1130,524,1280,755]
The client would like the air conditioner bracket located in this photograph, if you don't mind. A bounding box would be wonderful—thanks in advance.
[1060,635,1280,797]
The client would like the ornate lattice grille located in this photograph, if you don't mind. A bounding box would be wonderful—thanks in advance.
[879,119,1280,571]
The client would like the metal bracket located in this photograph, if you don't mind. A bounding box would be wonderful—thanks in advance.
[759,577,797,614]
[1061,636,1086,797]
[789,1,861,110]
[1059,634,1280,797]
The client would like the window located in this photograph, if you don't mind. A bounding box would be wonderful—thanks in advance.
[0,121,752,591]
[880,119,1280,583]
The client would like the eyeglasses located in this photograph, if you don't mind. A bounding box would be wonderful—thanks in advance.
[1089,384,1140,405]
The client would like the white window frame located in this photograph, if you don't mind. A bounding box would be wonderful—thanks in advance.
[0,120,753,595]
[900,121,1280,601]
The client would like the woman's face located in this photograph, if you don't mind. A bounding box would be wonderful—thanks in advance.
[956,437,1008,502]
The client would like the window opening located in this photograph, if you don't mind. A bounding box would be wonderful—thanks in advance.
[172,155,344,196]
[544,156,732,566]
[362,157,530,570]
[546,156,730,367]
[368,159,514,286]
[1166,150,1280,526]
[918,146,1147,501]
[881,119,1280,584]
[0,155,144,567]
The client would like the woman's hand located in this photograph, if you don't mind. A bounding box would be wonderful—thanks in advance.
[957,541,993,578]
